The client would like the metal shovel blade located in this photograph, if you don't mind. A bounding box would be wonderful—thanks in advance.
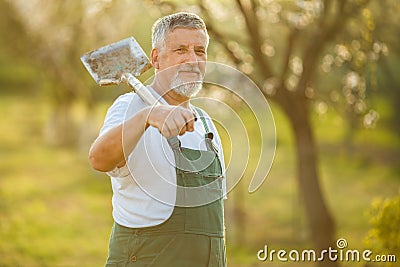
[80,37,152,86]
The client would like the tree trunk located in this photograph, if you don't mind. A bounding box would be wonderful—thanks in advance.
[44,101,77,146]
[285,98,337,267]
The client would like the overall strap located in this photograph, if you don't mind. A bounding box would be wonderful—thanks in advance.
[194,107,210,133]
[167,136,181,151]
[194,107,218,154]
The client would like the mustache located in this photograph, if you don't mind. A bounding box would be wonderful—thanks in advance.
[176,64,201,74]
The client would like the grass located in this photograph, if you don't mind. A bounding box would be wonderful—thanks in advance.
[0,95,112,266]
[0,94,399,267]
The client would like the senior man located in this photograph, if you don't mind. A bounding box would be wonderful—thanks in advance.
[89,12,227,267]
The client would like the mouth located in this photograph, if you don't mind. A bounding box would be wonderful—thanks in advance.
[179,70,200,75]
[177,70,201,80]
[177,64,201,74]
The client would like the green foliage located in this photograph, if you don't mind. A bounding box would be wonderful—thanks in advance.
[366,191,400,254]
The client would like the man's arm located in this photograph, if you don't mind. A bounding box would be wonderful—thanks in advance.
[89,105,196,172]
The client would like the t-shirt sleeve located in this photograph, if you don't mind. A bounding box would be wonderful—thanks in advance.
[97,93,134,177]
[99,94,133,137]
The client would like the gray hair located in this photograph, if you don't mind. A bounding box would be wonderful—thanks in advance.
[151,12,209,49]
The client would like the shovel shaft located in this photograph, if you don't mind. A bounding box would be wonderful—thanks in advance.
[123,74,161,107]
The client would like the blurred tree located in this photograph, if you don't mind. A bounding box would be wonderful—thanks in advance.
[372,0,400,134]
[313,0,393,145]
[145,1,391,266]
[0,1,25,56]
[0,0,34,89]
[3,1,92,145]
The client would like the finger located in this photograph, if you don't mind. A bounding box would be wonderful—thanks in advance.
[161,119,174,138]
[179,125,187,136]
[163,107,183,137]
[180,111,196,132]
[159,107,195,137]
[172,116,187,136]
[170,108,193,135]
[185,117,195,132]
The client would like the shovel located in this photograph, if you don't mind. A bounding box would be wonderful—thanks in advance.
[80,37,160,106]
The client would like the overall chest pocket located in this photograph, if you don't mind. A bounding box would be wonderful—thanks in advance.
[177,172,224,237]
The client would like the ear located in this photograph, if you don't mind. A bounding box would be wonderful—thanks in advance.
[151,48,160,69]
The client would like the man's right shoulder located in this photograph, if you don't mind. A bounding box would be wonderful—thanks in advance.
[108,91,148,117]
[110,91,147,109]
[100,92,145,135]
[113,91,137,104]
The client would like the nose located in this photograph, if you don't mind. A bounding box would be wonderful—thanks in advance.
[186,49,199,63]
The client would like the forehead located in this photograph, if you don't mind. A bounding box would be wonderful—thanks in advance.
[165,28,207,47]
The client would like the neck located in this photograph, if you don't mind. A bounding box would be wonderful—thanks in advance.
[150,78,190,108]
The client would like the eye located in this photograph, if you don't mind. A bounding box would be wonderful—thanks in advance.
[195,49,206,55]
[175,47,188,54]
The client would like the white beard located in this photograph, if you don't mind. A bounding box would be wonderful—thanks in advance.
[171,77,203,98]
[169,64,204,97]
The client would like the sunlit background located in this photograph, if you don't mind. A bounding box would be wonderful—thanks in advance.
[0,0,399,266]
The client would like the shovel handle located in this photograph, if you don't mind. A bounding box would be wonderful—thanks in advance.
[123,74,161,107]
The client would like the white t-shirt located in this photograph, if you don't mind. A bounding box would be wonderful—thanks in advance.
[99,87,226,228]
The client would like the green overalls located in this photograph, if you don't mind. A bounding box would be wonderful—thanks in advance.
[106,108,226,267]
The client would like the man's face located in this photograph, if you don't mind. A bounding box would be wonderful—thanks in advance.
[153,28,207,98]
